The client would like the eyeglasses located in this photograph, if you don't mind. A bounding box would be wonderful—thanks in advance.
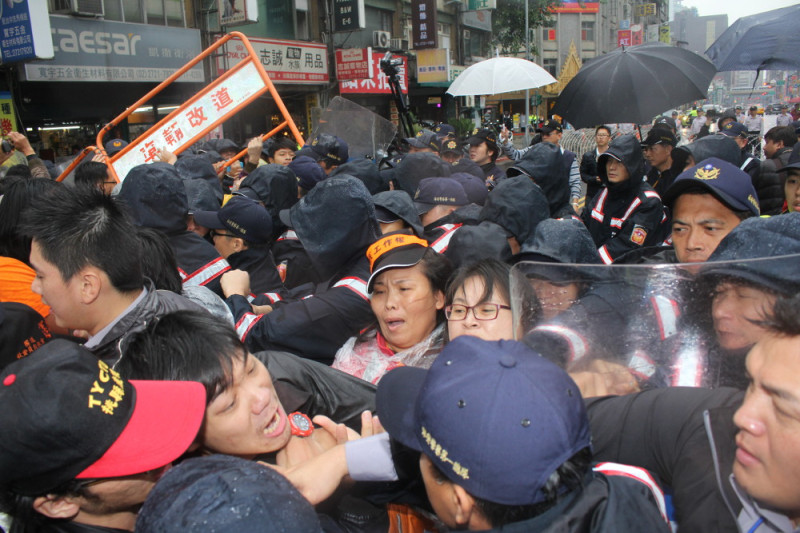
[445,303,511,321]
[211,230,237,238]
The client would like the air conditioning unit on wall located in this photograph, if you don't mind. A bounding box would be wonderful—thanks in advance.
[389,38,408,50]
[373,31,391,48]
[50,0,105,16]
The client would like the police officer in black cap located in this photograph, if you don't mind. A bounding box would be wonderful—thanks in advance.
[467,128,506,186]
[641,125,679,197]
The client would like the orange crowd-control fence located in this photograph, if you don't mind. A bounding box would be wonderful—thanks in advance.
[56,31,304,183]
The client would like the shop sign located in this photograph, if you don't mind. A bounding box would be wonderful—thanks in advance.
[631,24,642,45]
[336,48,371,80]
[460,10,491,31]
[646,24,659,43]
[0,0,52,64]
[450,64,465,82]
[466,0,495,10]
[417,48,449,84]
[411,0,437,49]
[339,52,407,94]
[112,60,266,180]
[619,19,630,30]
[23,16,203,83]
[217,36,328,84]
[551,2,599,13]
[218,0,258,26]
[617,30,631,48]
[333,0,366,32]
[0,91,18,135]
[659,24,670,44]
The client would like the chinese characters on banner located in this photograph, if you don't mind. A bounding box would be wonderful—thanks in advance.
[550,2,599,13]
[112,61,267,180]
[617,30,631,47]
[217,37,329,84]
[339,52,408,94]
[0,0,52,63]
[335,48,372,80]
[411,0,437,49]
[0,92,18,136]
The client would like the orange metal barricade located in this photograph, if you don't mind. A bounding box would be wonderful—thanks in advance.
[56,31,304,183]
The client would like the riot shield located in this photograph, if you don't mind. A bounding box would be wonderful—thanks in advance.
[510,255,800,393]
[308,96,397,162]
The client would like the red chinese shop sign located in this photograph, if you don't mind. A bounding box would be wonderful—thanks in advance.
[335,48,372,80]
[339,52,408,94]
[111,60,267,180]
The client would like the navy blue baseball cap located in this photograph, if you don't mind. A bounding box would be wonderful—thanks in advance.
[434,123,456,138]
[413,177,468,215]
[405,130,440,151]
[377,336,591,506]
[193,195,273,244]
[289,155,326,191]
[104,138,128,156]
[662,157,760,216]
[467,128,499,147]
[718,121,748,138]
[296,133,349,165]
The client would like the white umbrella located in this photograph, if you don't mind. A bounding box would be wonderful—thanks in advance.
[446,57,557,96]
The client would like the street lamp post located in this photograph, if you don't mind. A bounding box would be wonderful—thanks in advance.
[524,0,530,144]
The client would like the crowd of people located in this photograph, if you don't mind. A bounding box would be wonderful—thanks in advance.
[0,103,799,533]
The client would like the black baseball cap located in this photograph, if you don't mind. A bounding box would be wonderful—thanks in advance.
[366,232,430,292]
[296,133,349,164]
[440,138,463,156]
[0,339,205,496]
[536,120,563,135]
[663,157,760,216]
[467,128,499,147]
[434,123,456,138]
[641,125,677,147]
[413,177,468,215]
[194,195,273,244]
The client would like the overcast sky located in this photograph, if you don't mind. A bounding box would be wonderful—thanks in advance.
[679,0,797,24]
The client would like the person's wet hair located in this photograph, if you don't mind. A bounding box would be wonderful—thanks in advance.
[117,310,245,403]
[0,178,60,264]
[757,293,800,336]
[0,478,95,533]
[74,161,109,190]
[135,227,183,293]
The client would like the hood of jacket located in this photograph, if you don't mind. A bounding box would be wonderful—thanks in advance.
[519,218,602,265]
[372,190,424,237]
[183,179,220,214]
[238,164,299,222]
[507,142,571,214]
[598,134,645,193]
[174,155,223,202]
[118,162,188,233]
[677,135,742,168]
[331,158,386,195]
[479,176,549,244]
[444,221,512,269]
[289,175,380,280]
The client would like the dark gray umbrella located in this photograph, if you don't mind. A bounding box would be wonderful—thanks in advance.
[551,43,716,129]
[705,5,800,72]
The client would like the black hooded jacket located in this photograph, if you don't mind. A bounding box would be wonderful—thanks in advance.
[226,176,380,364]
[756,145,792,215]
[118,163,230,297]
[581,135,667,264]
[480,175,550,246]
[174,154,224,203]
[238,164,299,239]
[507,142,574,218]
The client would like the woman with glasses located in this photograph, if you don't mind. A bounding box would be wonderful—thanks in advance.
[333,233,452,384]
[445,258,539,342]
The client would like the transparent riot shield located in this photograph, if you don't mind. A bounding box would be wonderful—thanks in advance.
[510,255,800,393]
[308,96,397,162]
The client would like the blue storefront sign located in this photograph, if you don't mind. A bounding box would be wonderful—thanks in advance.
[0,0,53,64]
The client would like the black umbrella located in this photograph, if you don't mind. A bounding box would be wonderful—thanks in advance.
[706,5,800,72]
[551,43,716,129]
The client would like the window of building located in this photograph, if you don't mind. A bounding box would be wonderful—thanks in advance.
[581,21,594,41]
[80,0,185,26]
[543,23,556,41]
[543,57,557,76]
[380,11,392,32]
